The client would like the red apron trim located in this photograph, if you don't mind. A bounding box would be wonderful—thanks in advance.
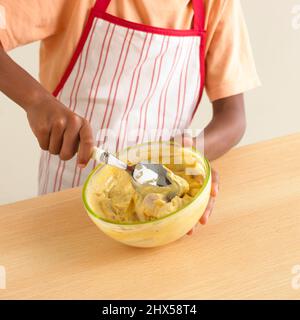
[94,0,111,12]
[94,0,205,33]
[191,30,207,120]
[94,11,202,37]
[53,8,96,97]
[52,0,206,98]
[193,0,206,31]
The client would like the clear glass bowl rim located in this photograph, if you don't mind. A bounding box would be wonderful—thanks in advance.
[82,140,211,226]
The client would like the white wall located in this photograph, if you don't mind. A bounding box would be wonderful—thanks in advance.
[0,42,41,204]
[0,0,299,204]
[191,0,300,145]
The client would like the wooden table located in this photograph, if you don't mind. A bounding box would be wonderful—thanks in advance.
[1,134,300,300]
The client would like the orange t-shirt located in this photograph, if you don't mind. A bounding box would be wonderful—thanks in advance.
[0,0,260,101]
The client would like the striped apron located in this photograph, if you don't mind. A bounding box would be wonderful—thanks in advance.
[38,0,206,194]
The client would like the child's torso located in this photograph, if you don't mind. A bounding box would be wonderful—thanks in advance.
[40,0,195,93]
[38,0,205,194]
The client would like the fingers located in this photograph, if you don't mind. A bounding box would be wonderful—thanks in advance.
[199,169,219,225]
[187,228,194,236]
[32,121,51,151]
[37,126,50,151]
[187,224,200,236]
[171,133,194,148]
[45,115,93,166]
[36,112,93,167]
[77,120,94,168]
[48,119,65,155]
[189,168,220,232]
[59,117,81,161]
[211,169,219,197]
[188,183,218,235]
[182,135,194,148]
[199,196,216,225]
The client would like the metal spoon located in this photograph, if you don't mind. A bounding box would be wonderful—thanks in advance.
[91,147,171,187]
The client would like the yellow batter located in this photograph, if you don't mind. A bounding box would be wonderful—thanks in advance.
[88,149,205,223]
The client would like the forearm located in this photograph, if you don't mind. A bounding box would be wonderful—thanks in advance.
[201,94,246,161]
[0,45,51,112]
[0,45,93,164]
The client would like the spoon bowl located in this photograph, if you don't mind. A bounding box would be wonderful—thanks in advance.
[91,147,171,187]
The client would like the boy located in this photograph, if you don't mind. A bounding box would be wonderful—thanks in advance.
[0,0,260,229]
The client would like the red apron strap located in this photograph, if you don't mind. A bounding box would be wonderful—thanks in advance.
[192,0,205,31]
[94,0,111,12]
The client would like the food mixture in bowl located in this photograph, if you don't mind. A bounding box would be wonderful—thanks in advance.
[87,147,205,223]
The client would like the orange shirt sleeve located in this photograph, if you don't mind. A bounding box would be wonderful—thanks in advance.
[0,0,72,51]
[204,0,261,102]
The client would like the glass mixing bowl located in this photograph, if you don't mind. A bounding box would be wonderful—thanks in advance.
[82,141,211,248]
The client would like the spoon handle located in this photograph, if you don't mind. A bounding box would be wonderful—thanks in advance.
[91,147,128,170]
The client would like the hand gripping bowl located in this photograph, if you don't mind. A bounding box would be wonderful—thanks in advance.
[82,141,211,248]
